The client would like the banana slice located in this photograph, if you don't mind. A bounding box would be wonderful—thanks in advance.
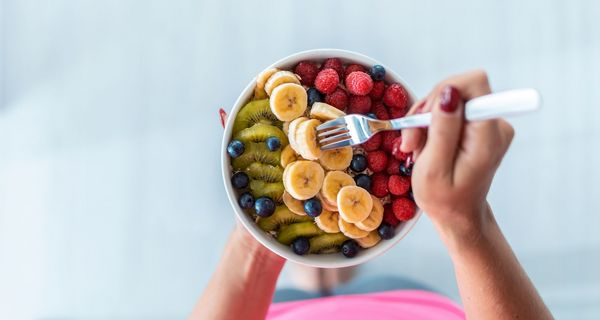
[338,218,369,239]
[270,83,307,121]
[315,210,340,233]
[355,195,384,232]
[282,191,306,216]
[321,171,356,206]
[284,160,325,200]
[256,67,280,90]
[280,145,298,168]
[295,119,322,160]
[318,147,353,171]
[355,231,381,248]
[282,121,290,135]
[318,192,338,211]
[337,186,373,223]
[310,102,346,121]
[287,117,308,153]
[264,70,301,96]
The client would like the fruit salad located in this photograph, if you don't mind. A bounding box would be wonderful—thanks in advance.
[227,58,417,258]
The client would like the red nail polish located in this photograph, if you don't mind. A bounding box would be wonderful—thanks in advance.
[439,86,460,113]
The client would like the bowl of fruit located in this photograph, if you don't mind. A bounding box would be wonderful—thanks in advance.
[222,49,421,268]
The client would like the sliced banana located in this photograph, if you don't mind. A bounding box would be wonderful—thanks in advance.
[256,67,280,90]
[310,102,346,121]
[295,118,322,160]
[253,86,269,100]
[282,121,290,135]
[337,186,373,223]
[264,70,301,96]
[355,195,384,232]
[282,191,306,216]
[280,145,298,168]
[284,160,325,200]
[315,210,340,233]
[287,117,309,154]
[321,171,356,206]
[318,147,353,171]
[318,192,338,211]
[355,231,381,248]
[338,218,369,239]
[270,83,308,121]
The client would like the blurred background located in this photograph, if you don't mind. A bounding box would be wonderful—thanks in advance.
[1,0,599,319]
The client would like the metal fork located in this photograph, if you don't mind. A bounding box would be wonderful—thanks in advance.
[317,88,542,150]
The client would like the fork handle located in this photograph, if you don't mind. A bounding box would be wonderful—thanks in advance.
[388,88,542,129]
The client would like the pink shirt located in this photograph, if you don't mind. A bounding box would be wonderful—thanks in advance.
[267,290,465,320]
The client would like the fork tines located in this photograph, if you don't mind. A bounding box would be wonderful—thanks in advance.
[316,119,352,150]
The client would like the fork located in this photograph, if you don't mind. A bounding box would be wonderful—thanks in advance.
[317,88,542,150]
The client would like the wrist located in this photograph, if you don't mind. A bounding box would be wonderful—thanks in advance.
[229,224,285,270]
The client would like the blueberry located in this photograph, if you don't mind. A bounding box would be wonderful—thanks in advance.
[303,197,322,217]
[341,240,359,258]
[366,112,377,119]
[227,140,245,158]
[354,174,372,191]
[292,237,310,255]
[370,65,386,81]
[255,197,276,217]
[378,223,395,240]
[400,162,412,176]
[307,87,324,107]
[350,154,368,172]
[231,172,249,189]
[266,137,281,151]
[238,192,255,209]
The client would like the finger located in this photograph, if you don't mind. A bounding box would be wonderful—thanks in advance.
[434,69,492,100]
[400,99,427,152]
[419,85,465,180]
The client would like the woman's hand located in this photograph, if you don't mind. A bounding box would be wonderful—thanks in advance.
[401,70,514,240]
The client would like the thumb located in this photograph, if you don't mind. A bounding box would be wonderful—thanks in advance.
[420,85,464,180]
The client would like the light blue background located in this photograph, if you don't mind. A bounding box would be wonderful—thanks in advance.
[1,0,599,319]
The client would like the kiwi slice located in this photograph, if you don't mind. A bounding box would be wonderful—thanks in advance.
[246,162,283,182]
[257,206,312,232]
[277,221,324,245]
[250,180,285,202]
[231,143,281,170]
[308,233,349,254]
[232,99,281,134]
[234,123,289,146]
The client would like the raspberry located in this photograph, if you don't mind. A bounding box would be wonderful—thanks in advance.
[370,102,389,120]
[367,150,388,173]
[389,106,408,119]
[381,131,400,153]
[371,172,390,198]
[362,132,382,151]
[314,68,340,94]
[383,204,400,227]
[345,71,374,96]
[392,197,416,221]
[322,58,344,78]
[294,61,319,86]
[347,95,372,114]
[388,175,411,196]
[344,64,366,79]
[386,158,400,175]
[391,136,410,161]
[325,88,349,111]
[370,81,385,100]
[384,83,409,110]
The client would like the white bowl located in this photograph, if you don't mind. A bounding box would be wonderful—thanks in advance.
[221,49,422,268]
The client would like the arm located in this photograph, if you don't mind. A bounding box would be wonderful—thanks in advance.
[190,223,285,320]
[401,70,553,319]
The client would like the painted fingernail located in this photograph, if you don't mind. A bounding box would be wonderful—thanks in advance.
[439,85,460,113]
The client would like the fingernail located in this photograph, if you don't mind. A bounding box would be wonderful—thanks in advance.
[439,85,460,113]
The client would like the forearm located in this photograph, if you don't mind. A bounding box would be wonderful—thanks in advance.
[436,205,552,319]
[191,226,285,320]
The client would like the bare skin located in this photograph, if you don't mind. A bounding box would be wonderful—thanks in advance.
[191,70,553,320]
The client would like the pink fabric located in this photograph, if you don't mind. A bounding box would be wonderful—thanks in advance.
[267,290,465,320]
